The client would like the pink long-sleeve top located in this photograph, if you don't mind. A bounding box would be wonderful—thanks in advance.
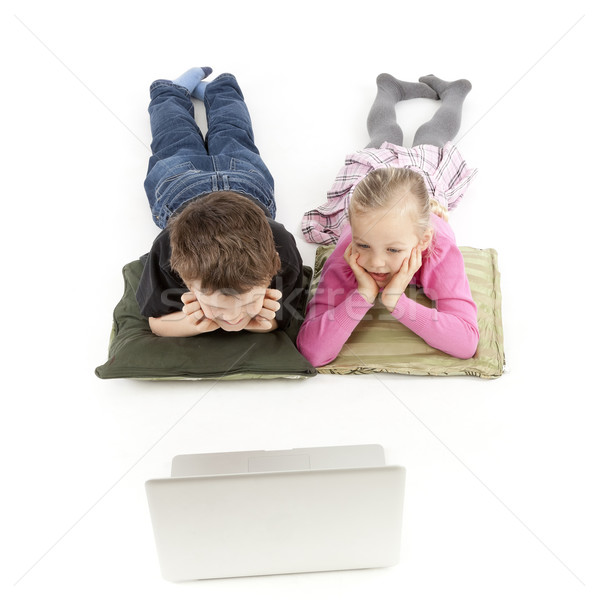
[296,214,479,367]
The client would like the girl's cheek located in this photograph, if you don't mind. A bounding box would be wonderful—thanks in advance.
[392,257,404,272]
[394,253,408,270]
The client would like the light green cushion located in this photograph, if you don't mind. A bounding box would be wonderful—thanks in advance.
[310,246,505,378]
[95,260,317,381]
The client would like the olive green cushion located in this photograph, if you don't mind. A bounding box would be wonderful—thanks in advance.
[95,260,317,380]
[310,246,505,378]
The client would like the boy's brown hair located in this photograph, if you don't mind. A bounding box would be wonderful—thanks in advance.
[168,191,281,294]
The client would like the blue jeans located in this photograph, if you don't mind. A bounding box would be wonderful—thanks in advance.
[144,74,276,229]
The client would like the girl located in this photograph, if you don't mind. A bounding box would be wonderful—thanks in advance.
[297,74,479,367]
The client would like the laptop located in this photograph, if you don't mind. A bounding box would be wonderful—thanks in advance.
[145,444,406,581]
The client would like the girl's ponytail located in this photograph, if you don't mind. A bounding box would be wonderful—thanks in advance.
[428,197,448,222]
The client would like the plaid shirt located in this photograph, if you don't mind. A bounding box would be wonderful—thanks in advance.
[301,142,477,245]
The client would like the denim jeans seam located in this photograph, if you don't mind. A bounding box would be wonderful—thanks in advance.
[155,163,196,197]
[167,178,272,214]
[211,73,236,83]
[226,173,275,199]
[203,73,237,110]
[150,79,192,97]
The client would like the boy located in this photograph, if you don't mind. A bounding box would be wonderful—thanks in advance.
[136,68,304,336]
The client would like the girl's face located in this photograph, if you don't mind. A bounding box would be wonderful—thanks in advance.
[350,206,430,287]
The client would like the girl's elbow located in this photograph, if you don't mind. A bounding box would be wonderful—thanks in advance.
[456,327,479,359]
[296,337,336,368]
[308,352,337,368]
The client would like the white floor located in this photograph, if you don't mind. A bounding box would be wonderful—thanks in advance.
[3,1,598,598]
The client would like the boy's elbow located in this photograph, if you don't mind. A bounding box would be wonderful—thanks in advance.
[148,315,179,337]
[148,316,164,336]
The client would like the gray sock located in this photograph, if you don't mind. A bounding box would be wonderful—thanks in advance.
[366,73,438,148]
[413,75,472,147]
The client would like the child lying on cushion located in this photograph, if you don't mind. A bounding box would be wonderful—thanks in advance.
[297,74,479,366]
[136,68,304,336]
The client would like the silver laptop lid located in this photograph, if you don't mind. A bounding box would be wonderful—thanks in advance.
[170,443,387,476]
[146,445,405,581]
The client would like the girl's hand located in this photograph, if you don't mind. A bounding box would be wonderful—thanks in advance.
[344,243,379,304]
[181,291,221,333]
[381,246,422,312]
[243,288,282,332]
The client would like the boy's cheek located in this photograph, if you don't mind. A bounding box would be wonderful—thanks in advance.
[252,290,267,306]
[198,301,214,319]
[251,299,265,316]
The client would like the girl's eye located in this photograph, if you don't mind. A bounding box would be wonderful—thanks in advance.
[388,248,401,253]
[356,243,369,249]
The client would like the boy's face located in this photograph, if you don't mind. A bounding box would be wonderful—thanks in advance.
[189,284,267,332]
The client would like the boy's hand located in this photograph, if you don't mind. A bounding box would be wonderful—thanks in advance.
[381,247,422,312]
[243,288,282,332]
[181,291,220,334]
[344,243,378,304]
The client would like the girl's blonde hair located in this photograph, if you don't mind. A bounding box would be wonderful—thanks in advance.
[348,168,448,238]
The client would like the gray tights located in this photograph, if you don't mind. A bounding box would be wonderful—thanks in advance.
[366,74,472,149]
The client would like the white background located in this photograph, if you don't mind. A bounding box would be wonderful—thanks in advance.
[2,1,598,598]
